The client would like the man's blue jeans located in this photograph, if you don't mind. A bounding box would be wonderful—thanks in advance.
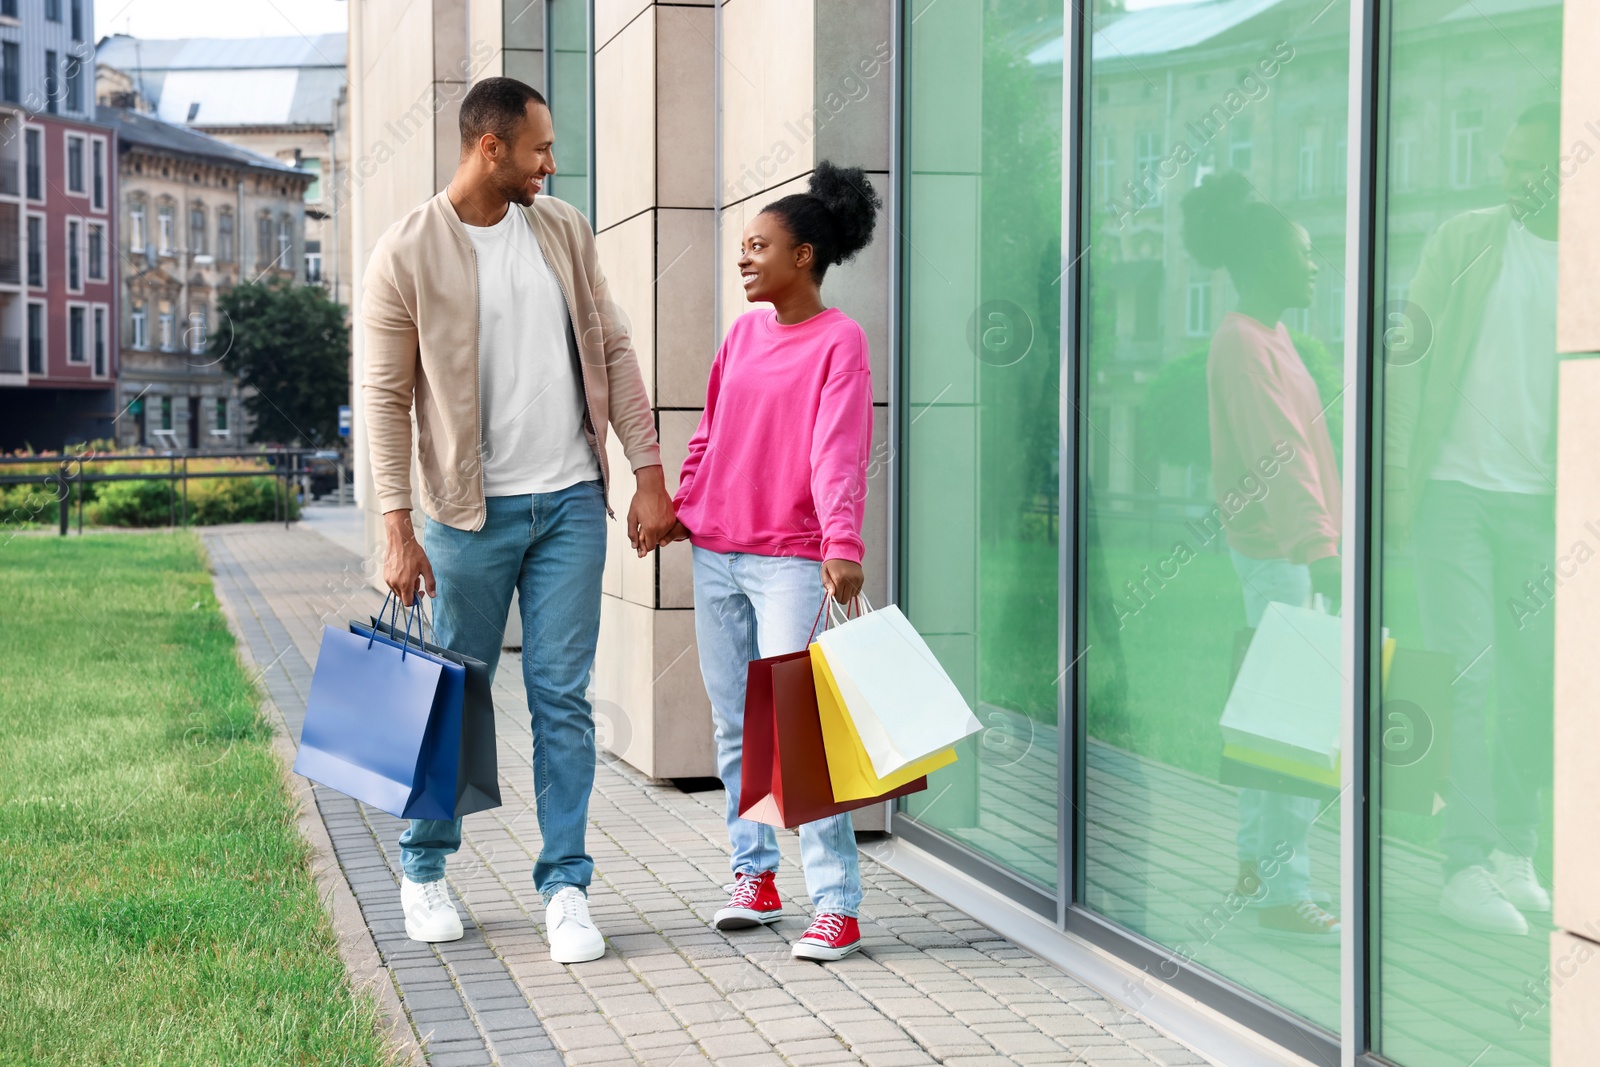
[399,484,606,898]
[693,547,863,917]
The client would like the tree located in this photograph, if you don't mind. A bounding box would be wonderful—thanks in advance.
[214,280,349,447]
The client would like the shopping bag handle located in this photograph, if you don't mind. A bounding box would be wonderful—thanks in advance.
[824,592,874,631]
[371,589,429,660]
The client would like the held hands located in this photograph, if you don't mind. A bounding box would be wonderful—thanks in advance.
[628,465,679,557]
[383,510,436,606]
[822,559,864,604]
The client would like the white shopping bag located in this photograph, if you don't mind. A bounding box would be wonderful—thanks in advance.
[813,600,982,778]
[1219,601,1342,769]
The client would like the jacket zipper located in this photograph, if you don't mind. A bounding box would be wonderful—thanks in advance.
[531,211,610,516]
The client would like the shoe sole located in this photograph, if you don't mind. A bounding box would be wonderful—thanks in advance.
[791,940,861,962]
[404,918,465,943]
[713,908,784,931]
[551,941,607,964]
[1441,903,1528,936]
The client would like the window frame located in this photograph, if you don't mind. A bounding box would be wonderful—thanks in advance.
[65,216,80,292]
[65,301,86,364]
[86,219,104,282]
[91,302,106,377]
[130,301,146,349]
[89,135,106,211]
[64,132,84,195]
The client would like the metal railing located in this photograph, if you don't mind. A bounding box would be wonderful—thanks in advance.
[0,448,336,534]
[0,336,18,373]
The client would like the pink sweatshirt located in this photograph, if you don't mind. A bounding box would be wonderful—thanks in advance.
[1207,312,1341,564]
[673,307,872,563]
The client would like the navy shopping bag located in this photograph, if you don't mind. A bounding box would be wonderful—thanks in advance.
[294,594,470,820]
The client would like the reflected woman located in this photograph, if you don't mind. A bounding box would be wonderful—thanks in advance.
[1182,171,1342,941]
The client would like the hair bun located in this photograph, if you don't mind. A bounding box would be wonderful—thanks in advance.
[808,161,881,265]
[1181,170,1254,272]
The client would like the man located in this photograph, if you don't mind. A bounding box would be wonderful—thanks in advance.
[362,77,675,963]
[1385,102,1560,937]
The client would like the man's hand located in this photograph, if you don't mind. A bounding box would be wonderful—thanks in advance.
[628,465,677,557]
[661,519,691,545]
[822,559,864,604]
[384,510,436,606]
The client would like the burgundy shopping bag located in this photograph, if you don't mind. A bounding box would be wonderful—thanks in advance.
[739,649,928,829]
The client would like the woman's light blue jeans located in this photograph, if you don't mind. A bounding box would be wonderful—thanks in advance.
[1230,548,1319,908]
[693,546,863,917]
[398,484,607,899]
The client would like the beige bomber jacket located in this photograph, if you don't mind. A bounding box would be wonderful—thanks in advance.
[361,190,661,530]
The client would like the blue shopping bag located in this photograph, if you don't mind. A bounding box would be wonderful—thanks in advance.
[294,594,469,820]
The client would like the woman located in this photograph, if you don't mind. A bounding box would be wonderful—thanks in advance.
[663,161,879,961]
[1182,170,1342,941]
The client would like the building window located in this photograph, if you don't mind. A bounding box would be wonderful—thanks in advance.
[1451,107,1484,189]
[1,42,17,104]
[92,304,105,376]
[66,218,79,290]
[1134,131,1162,208]
[25,214,40,287]
[26,301,42,374]
[1229,115,1254,172]
[256,212,272,268]
[1094,133,1116,210]
[305,239,322,284]
[86,221,103,280]
[67,304,84,362]
[1299,125,1322,197]
[23,127,40,200]
[159,395,172,433]
[131,302,146,349]
[90,138,104,210]
[44,50,57,114]
[188,204,206,255]
[65,53,82,112]
[301,158,322,201]
[157,204,173,254]
[45,0,59,21]
[188,307,206,355]
[0,1,15,19]
[70,0,81,41]
[215,397,228,433]
[129,203,145,252]
[217,210,234,262]
[1185,278,1211,336]
[158,306,173,350]
[277,214,291,267]
[65,134,83,194]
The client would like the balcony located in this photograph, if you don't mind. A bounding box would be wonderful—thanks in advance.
[0,337,20,374]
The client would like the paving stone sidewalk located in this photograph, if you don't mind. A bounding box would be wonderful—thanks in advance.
[203,521,1210,1067]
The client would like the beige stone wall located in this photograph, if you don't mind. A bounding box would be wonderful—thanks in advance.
[1555,9,1600,1062]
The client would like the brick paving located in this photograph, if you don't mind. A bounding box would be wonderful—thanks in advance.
[203,521,1210,1067]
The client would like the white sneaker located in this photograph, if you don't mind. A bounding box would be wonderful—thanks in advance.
[401,876,464,943]
[1440,865,1528,936]
[1489,849,1551,913]
[546,886,605,964]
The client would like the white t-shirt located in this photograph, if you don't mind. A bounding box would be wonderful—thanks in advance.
[461,206,600,496]
[1429,220,1559,495]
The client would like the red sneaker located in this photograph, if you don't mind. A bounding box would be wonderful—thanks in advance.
[791,912,861,961]
[713,871,783,930]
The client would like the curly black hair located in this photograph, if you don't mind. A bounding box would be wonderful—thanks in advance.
[761,161,882,282]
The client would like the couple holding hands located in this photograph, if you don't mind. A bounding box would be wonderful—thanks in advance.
[363,78,878,963]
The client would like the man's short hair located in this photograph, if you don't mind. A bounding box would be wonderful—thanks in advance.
[459,77,547,151]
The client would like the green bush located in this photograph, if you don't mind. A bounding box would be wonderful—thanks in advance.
[88,474,298,527]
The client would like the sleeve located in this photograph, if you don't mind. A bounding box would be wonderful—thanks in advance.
[1210,344,1338,564]
[672,339,726,513]
[359,237,421,515]
[809,330,873,564]
[580,218,662,472]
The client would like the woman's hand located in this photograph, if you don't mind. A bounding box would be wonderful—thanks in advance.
[660,520,691,545]
[821,559,864,604]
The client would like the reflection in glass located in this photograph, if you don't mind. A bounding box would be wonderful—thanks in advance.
[901,0,1063,889]
[1376,3,1562,1064]
[1079,0,1348,1031]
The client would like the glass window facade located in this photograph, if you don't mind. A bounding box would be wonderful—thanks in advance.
[897,0,1568,1062]
[546,0,592,219]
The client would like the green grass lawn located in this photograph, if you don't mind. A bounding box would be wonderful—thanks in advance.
[0,534,392,1066]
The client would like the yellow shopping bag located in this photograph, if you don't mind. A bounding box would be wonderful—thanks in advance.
[810,642,957,802]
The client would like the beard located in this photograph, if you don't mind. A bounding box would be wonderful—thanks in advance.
[493,162,536,206]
